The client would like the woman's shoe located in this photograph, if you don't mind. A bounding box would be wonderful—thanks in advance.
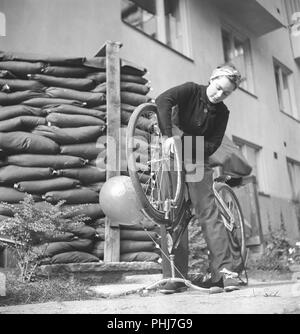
[159,281,188,294]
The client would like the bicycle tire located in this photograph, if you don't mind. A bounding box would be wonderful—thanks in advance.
[214,183,248,268]
[126,102,185,225]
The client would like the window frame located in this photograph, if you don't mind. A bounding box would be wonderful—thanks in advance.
[286,157,300,202]
[232,136,267,193]
[221,24,255,95]
[121,0,192,58]
[273,58,299,120]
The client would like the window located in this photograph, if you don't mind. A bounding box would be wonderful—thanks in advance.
[121,0,191,56]
[233,138,266,192]
[121,0,157,38]
[287,159,300,201]
[221,28,254,93]
[274,60,298,119]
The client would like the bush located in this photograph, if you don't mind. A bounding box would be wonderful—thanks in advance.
[0,194,89,282]
[255,219,296,272]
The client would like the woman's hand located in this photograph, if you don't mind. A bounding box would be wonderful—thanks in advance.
[162,136,176,156]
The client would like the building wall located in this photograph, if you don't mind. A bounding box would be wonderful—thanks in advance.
[226,26,300,199]
[0,0,121,57]
[0,0,299,240]
[121,0,300,241]
[257,0,287,25]
[253,26,300,240]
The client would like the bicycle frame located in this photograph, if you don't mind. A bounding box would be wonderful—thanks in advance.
[164,180,236,255]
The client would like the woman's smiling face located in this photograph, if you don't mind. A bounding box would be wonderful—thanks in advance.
[206,76,236,104]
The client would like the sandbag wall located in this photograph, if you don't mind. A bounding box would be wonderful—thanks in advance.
[91,218,161,263]
[0,51,161,265]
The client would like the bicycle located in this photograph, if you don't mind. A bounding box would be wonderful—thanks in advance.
[126,102,248,293]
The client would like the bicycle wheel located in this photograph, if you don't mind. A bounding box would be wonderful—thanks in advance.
[126,102,185,225]
[215,183,248,269]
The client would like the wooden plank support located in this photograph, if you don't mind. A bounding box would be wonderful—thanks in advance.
[160,225,172,278]
[104,40,122,262]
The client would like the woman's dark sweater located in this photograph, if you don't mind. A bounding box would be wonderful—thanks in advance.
[155,81,229,157]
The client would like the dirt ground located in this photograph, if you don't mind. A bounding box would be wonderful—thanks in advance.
[0,271,299,314]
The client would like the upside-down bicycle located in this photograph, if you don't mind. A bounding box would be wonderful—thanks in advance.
[126,103,248,293]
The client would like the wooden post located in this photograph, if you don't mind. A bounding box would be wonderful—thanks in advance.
[160,226,172,278]
[104,41,122,262]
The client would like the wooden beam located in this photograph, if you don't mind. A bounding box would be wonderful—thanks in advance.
[104,41,122,262]
[95,41,123,57]
[160,225,171,278]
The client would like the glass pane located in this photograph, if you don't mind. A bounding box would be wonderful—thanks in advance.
[221,30,253,92]
[274,65,283,110]
[164,0,183,53]
[287,162,295,198]
[243,145,260,188]
[122,0,157,38]
[294,164,300,200]
[287,161,300,200]
[233,37,247,90]
[282,72,292,114]
[222,30,232,62]
[122,0,156,15]
[246,147,257,174]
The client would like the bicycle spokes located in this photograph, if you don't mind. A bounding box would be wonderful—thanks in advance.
[127,102,185,225]
[217,187,242,238]
[221,191,244,248]
[131,113,173,213]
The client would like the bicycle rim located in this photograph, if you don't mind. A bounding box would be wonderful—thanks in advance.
[126,103,185,225]
[216,183,247,267]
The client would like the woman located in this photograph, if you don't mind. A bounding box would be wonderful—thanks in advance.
[156,63,243,294]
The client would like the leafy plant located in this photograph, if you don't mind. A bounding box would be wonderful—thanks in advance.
[0,194,89,282]
[255,215,293,272]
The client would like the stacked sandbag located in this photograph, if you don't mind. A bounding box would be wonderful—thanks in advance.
[0,50,159,264]
[89,218,161,262]
[119,221,161,263]
[32,224,102,265]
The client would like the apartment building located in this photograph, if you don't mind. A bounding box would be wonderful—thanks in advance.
[0,0,299,242]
